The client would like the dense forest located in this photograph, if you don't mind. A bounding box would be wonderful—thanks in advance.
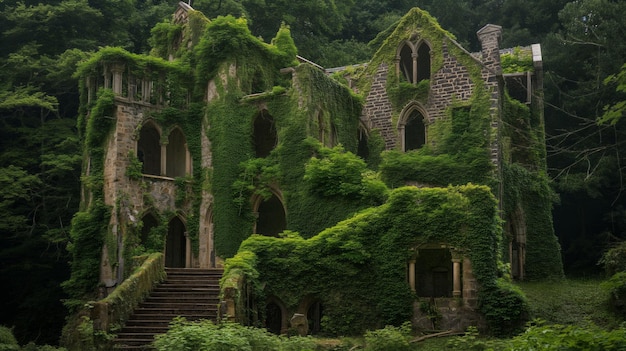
[1,0,625,346]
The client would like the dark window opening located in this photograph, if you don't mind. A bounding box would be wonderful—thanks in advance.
[357,129,369,160]
[415,249,453,298]
[165,217,186,268]
[400,44,414,83]
[505,75,530,104]
[137,124,161,176]
[417,43,431,83]
[256,194,286,237]
[254,111,277,158]
[307,301,323,335]
[166,128,187,178]
[140,213,160,251]
[265,302,283,335]
[405,110,426,151]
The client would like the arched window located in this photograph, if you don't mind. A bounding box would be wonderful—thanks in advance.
[357,127,369,160]
[255,193,286,237]
[137,122,161,176]
[399,43,415,83]
[417,42,431,83]
[253,110,277,158]
[397,40,431,84]
[415,249,453,298]
[166,127,188,178]
[405,110,426,151]
[165,216,186,268]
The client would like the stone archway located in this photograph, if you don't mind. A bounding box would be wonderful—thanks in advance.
[254,192,286,237]
[137,121,161,176]
[165,216,186,268]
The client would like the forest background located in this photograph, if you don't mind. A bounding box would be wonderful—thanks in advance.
[1,0,625,346]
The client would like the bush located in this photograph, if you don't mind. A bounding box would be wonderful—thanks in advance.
[601,272,626,318]
[153,319,315,351]
[600,241,626,276]
[0,326,19,351]
[363,323,412,351]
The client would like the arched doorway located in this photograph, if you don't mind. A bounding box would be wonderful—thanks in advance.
[415,249,453,298]
[265,301,283,335]
[165,216,186,268]
[255,193,286,237]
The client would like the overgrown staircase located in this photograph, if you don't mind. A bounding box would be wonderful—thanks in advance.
[113,268,223,350]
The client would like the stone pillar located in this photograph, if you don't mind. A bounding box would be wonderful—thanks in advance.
[86,76,96,104]
[408,259,416,292]
[111,64,124,96]
[452,258,462,297]
[412,52,418,84]
[142,79,152,103]
[160,144,167,176]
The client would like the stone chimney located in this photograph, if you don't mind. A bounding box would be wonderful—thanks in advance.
[477,24,503,75]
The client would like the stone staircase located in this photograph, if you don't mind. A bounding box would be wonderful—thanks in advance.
[113,268,223,350]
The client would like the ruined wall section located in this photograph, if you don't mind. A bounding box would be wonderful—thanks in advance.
[361,64,396,150]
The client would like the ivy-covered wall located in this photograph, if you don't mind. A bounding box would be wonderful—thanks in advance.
[66,2,562,342]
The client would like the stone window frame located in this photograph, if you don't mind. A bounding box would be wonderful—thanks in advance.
[136,121,192,179]
[398,101,429,151]
[164,125,192,178]
[395,39,432,84]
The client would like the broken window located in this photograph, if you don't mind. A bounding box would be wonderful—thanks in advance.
[255,194,286,237]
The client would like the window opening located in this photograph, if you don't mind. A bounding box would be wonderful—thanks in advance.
[140,213,159,251]
[137,123,161,176]
[254,111,277,158]
[399,43,414,83]
[307,301,324,335]
[415,249,453,298]
[405,110,426,151]
[166,128,187,177]
[357,129,369,160]
[256,194,286,237]
[417,42,431,83]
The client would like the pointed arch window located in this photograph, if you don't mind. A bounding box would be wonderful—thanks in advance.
[166,127,188,178]
[399,104,427,151]
[137,122,161,176]
[397,41,431,84]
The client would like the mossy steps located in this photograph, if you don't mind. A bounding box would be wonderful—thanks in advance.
[113,268,222,350]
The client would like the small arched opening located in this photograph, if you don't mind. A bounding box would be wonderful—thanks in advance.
[416,42,431,83]
[137,122,161,176]
[399,43,415,83]
[255,193,286,237]
[165,216,186,268]
[254,110,277,158]
[166,127,188,178]
[357,128,369,160]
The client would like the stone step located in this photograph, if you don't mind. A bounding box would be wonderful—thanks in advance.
[113,268,222,350]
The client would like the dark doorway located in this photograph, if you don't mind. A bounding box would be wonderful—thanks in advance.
[165,217,186,268]
[307,301,323,335]
[415,249,452,298]
[265,302,283,335]
[256,194,286,237]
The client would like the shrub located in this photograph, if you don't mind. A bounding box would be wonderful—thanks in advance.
[363,323,412,351]
[601,272,626,318]
[0,326,19,351]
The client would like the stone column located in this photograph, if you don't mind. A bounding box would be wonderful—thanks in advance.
[408,259,416,292]
[452,258,462,297]
[412,52,418,84]
[160,144,167,176]
[111,64,124,96]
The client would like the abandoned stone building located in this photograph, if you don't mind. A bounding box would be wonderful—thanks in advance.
[73,1,564,342]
